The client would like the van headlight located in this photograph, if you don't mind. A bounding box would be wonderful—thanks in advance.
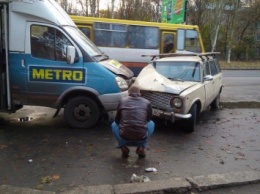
[115,76,128,91]
[171,97,183,108]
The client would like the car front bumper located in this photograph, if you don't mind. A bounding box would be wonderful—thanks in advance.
[152,108,192,122]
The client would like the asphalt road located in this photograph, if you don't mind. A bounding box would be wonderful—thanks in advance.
[0,106,259,192]
[0,70,259,193]
[221,70,260,103]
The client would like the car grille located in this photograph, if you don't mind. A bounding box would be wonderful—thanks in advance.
[140,90,173,110]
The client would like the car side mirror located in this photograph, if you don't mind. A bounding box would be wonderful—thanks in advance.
[66,46,76,64]
[204,75,213,81]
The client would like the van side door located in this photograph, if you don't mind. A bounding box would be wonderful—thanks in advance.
[24,23,84,106]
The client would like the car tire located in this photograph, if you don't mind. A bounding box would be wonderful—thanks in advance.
[185,104,197,133]
[211,93,220,110]
[64,96,100,129]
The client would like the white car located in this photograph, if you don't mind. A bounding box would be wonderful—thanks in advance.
[134,52,223,132]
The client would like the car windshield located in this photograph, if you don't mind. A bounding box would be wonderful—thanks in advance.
[153,61,201,82]
[64,26,104,58]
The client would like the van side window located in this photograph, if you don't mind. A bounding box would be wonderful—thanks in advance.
[31,25,72,61]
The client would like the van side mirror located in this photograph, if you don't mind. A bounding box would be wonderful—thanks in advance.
[66,46,76,64]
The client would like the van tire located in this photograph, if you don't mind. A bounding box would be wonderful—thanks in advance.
[64,96,100,129]
[185,104,197,133]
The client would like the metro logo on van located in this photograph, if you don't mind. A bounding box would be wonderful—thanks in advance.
[29,66,85,84]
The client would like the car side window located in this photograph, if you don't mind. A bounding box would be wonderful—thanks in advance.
[215,59,221,72]
[209,60,218,75]
[203,62,210,76]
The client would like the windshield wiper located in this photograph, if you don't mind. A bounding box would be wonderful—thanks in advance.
[93,53,109,61]
[168,77,183,81]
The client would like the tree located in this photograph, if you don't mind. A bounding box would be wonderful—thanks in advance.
[233,0,260,60]
[115,0,161,21]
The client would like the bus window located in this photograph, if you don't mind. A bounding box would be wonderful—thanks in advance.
[177,29,185,50]
[163,33,174,53]
[185,30,202,52]
[93,22,127,47]
[128,26,159,49]
[177,29,201,53]
[79,27,91,38]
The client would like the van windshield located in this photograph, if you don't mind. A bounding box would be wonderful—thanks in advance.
[64,26,102,57]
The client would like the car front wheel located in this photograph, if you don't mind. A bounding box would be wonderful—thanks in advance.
[185,104,197,133]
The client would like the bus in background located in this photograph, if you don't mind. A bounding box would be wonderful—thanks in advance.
[70,16,205,76]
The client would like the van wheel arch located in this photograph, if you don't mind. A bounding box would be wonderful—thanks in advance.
[61,91,104,129]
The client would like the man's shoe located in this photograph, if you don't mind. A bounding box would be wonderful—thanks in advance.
[121,146,130,158]
[136,146,146,158]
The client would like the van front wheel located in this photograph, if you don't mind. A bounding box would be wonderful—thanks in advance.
[64,96,100,129]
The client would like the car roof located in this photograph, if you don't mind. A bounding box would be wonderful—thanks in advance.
[155,55,203,62]
[143,52,220,63]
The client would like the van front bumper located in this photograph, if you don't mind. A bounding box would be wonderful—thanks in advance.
[98,90,128,111]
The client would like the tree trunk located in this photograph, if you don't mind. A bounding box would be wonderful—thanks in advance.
[227,47,231,64]
[211,25,219,52]
[112,0,115,18]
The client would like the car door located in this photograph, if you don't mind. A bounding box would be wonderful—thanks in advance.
[203,61,215,107]
[209,59,222,99]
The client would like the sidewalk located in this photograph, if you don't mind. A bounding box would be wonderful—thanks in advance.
[1,171,260,194]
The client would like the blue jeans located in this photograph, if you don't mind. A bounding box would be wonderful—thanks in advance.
[111,120,155,148]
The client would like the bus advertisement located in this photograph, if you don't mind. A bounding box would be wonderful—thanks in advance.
[71,16,205,76]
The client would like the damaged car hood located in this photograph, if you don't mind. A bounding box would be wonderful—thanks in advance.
[135,64,197,95]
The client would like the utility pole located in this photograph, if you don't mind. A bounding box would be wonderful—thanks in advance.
[64,0,67,12]
[112,0,115,18]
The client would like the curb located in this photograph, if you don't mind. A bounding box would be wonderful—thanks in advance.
[1,171,260,194]
[220,101,260,109]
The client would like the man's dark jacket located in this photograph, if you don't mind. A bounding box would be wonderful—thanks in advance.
[115,93,152,141]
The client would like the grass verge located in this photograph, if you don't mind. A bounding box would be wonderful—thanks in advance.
[220,60,260,70]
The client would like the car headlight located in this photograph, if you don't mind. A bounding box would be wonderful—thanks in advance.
[171,97,183,108]
[115,76,128,91]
